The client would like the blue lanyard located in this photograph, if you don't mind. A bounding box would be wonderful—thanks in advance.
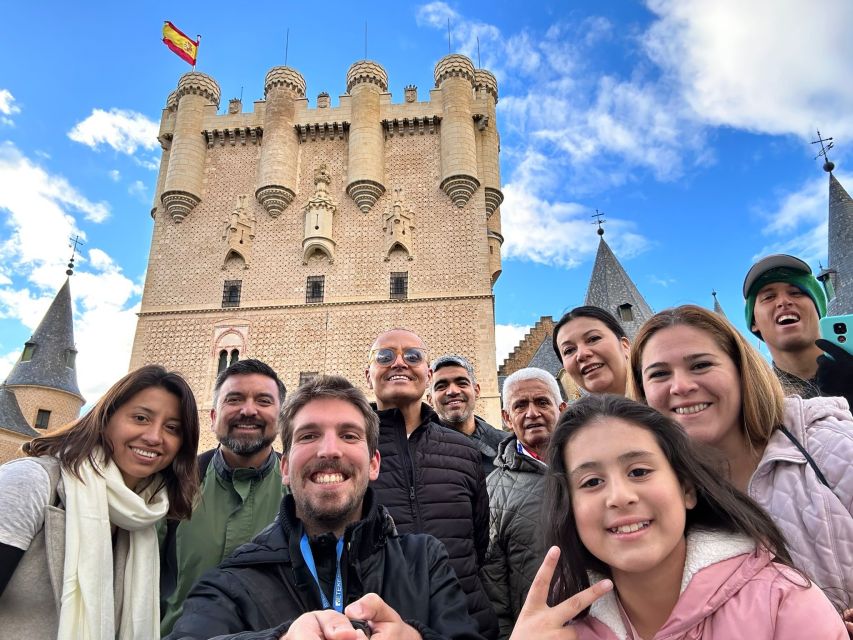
[299,533,345,613]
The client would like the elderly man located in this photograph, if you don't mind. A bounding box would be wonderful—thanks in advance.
[161,359,287,635]
[482,367,567,639]
[366,329,497,639]
[744,254,853,406]
[168,375,482,640]
[428,354,508,475]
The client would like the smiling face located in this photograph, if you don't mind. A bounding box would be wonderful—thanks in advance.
[212,373,281,465]
[640,325,744,452]
[105,386,183,489]
[282,397,380,536]
[556,317,631,395]
[429,365,479,428]
[502,378,567,457]
[565,417,696,583]
[365,330,429,410]
[751,281,821,353]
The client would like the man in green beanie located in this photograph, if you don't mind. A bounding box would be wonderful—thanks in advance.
[744,254,853,405]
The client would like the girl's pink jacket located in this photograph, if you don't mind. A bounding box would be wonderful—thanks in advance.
[573,530,846,639]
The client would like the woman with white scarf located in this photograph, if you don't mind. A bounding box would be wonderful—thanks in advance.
[0,365,200,639]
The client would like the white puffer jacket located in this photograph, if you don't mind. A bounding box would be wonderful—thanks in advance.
[748,395,853,612]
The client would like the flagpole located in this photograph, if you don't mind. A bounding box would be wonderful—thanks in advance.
[194,34,201,71]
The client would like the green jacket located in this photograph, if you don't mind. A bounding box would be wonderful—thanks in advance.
[160,448,283,636]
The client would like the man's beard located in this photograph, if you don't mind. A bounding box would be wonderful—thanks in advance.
[218,421,274,456]
[296,493,363,533]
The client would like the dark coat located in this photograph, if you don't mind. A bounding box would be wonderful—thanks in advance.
[470,416,510,476]
[166,489,483,640]
[482,436,548,639]
[370,403,497,639]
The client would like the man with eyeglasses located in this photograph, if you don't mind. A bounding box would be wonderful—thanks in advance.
[365,329,497,639]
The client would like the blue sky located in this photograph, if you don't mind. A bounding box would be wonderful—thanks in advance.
[1,0,851,401]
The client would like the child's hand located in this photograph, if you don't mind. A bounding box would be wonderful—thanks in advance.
[842,607,852,638]
[509,546,613,640]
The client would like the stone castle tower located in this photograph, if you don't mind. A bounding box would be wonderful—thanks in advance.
[0,278,85,462]
[129,55,504,448]
[816,162,853,314]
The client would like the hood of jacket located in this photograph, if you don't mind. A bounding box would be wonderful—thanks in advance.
[586,529,759,639]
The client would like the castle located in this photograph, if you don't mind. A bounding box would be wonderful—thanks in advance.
[129,55,505,448]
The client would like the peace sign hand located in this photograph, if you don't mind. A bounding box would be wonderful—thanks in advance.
[509,546,613,640]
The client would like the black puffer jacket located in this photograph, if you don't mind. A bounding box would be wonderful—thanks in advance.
[371,403,497,639]
[481,436,548,639]
[167,489,483,640]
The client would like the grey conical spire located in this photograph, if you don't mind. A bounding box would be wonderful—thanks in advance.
[5,278,82,397]
[0,385,38,437]
[584,231,654,340]
[712,290,727,317]
[827,172,853,314]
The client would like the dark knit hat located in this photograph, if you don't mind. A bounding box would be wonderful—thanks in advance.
[743,254,827,339]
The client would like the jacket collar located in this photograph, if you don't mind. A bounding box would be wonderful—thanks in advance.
[373,402,439,434]
[212,446,278,482]
[495,435,548,474]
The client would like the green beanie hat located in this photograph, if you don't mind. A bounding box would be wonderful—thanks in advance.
[744,267,827,339]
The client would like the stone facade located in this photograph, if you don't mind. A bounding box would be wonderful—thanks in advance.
[131,55,505,440]
[0,430,27,464]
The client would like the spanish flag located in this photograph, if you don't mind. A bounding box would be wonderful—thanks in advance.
[162,21,199,66]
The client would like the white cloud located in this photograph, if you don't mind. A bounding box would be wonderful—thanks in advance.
[0,143,141,402]
[649,275,676,287]
[0,89,21,126]
[643,0,853,139]
[108,169,121,182]
[68,108,159,155]
[128,180,149,202]
[495,323,531,366]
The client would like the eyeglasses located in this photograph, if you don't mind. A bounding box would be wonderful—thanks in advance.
[369,347,427,366]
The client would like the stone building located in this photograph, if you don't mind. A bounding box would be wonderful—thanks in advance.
[129,55,505,449]
[0,278,85,463]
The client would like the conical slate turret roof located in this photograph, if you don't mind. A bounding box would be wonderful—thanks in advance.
[5,279,82,398]
[712,291,727,317]
[0,385,38,437]
[584,235,654,340]
[828,173,853,314]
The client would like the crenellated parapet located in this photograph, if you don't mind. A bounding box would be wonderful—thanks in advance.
[346,60,388,213]
[256,66,306,218]
[161,71,221,222]
[434,54,480,208]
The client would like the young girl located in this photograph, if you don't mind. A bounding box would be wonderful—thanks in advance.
[510,395,846,639]
[552,306,631,396]
[629,305,852,622]
[0,364,200,639]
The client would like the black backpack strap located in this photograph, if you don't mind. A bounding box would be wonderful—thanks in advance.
[777,425,830,488]
[160,448,218,614]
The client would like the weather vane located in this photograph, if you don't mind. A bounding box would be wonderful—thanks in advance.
[811,129,835,172]
[66,234,84,276]
[591,209,606,236]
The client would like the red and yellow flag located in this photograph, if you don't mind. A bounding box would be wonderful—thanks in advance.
[162,21,199,66]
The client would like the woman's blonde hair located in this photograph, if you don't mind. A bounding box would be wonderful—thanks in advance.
[628,304,785,446]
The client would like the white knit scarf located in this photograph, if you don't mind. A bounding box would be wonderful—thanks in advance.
[58,451,168,639]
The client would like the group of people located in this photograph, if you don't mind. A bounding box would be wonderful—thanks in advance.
[0,252,850,639]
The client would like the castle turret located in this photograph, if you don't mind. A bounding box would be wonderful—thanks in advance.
[256,66,306,218]
[435,54,480,208]
[827,171,853,313]
[4,278,84,433]
[474,68,503,283]
[345,61,388,213]
[161,72,221,223]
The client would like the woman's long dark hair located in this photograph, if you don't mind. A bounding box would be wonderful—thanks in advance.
[23,364,200,519]
[544,394,795,612]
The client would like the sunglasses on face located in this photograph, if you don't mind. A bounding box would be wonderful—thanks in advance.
[369,347,427,366]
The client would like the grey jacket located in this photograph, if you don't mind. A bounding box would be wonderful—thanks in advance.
[481,436,548,639]
[470,416,509,476]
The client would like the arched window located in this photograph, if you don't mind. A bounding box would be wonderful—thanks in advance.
[217,349,228,374]
[229,349,239,366]
[618,303,634,322]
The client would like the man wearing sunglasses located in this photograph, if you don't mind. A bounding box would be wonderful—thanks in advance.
[366,329,497,639]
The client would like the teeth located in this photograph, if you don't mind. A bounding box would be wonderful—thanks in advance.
[314,473,345,484]
[582,363,603,375]
[388,375,409,381]
[609,521,650,534]
[674,403,710,415]
[131,447,158,459]
[776,314,799,325]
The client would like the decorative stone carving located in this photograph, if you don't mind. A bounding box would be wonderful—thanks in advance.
[162,190,200,223]
[440,175,480,208]
[404,85,417,103]
[484,187,504,217]
[228,98,242,114]
[346,180,385,214]
[222,195,256,269]
[255,185,295,218]
[317,92,330,108]
[302,164,337,264]
[383,189,415,261]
